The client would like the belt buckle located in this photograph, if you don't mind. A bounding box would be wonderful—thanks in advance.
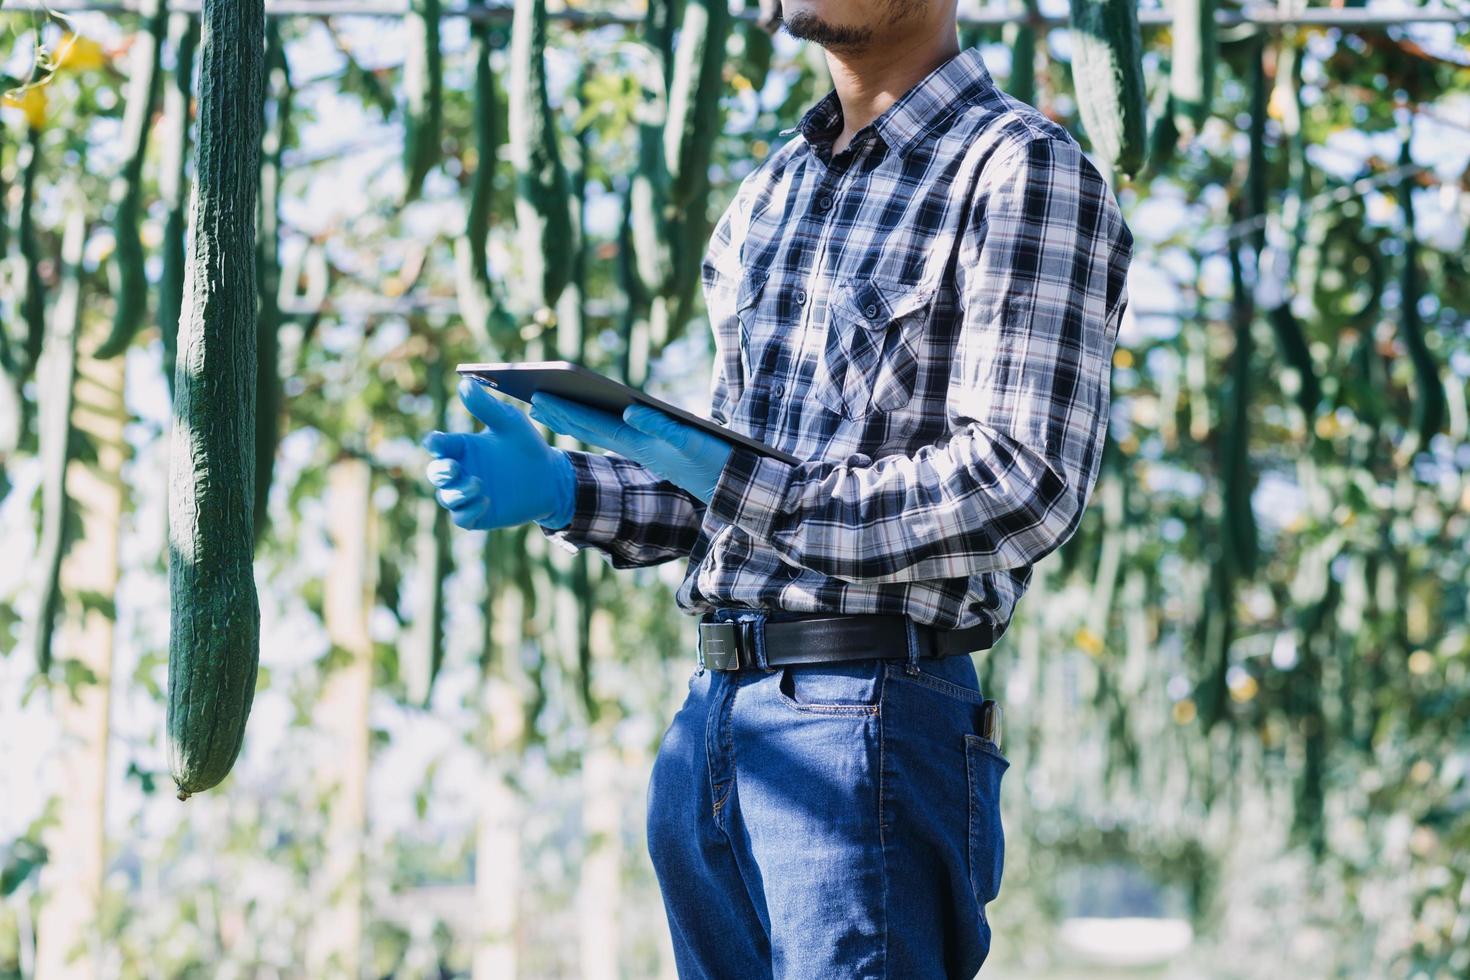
[700,621,743,671]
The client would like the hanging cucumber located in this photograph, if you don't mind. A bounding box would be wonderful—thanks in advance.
[737,0,774,94]
[663,0,732,213]
[628,0,682,302]
[401,0,443,205]
[1245,32,1267,255]
[1066,0,1147,178]
[1003,0,1039,107]
[1143,80,1179,181]
[1223,231,1258,581]
[167,0,265,800]
[664,0,733,338]
[30,201,88,675]
[466,6,504,283]
[18,123,47,378]
[405,350,452,707]
[159,13,199,403]
[1396,129,1444,457]
[95,0,169,360]
[508,0,573,311]
[1169,0,1215,137]
[255,23,291,545]
[1265,302,1321,420]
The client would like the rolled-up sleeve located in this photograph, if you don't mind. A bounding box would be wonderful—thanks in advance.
[705,136,1133,583]
[537,450,707,568]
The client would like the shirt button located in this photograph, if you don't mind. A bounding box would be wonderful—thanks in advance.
[864,304,879,318]
[773,382,786,397]
[816,195,833,211]
[794,288,807,305]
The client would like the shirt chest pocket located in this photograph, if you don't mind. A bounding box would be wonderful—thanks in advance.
[811,277,936,420]
[708,269,769,424]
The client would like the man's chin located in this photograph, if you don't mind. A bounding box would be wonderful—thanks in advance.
[781,10,873,50]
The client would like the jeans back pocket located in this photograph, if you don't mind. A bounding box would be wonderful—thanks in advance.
[964,732,1008,914]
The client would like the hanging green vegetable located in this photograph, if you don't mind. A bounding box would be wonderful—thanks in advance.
[159,13,199,402]
[664,0,734,334]
[1066,0,1147,178]
[1143,79,1179,180]
[95,0,170,360]
[737,0,775,93]
[508,0,573,311]
[18,122,47,379]
[401,0,443,204]
[1003,0,1039,107]
[663,0,732,213]
[1396,129,1444,457]
[1265,302,1321,420]
[167,0,265,800]
[627,0,683,303]
[29,202,87,675]
[405,350,452,707]
[1169,0,1216,137]
[466,5,504,283]
[1223,233,1258,582]
[255,23,291,544]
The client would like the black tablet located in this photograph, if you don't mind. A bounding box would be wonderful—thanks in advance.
[456,360,804,467]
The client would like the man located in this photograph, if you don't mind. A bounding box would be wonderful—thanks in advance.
[423,0,1133,975]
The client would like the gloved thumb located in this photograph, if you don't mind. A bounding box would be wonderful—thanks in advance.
[421,430,467,460]
[459,377,518,432]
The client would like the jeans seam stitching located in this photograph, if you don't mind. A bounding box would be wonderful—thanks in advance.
[773,661,885,715]
[900,664,987,704]
[965,737,981,913]
[877,671,890,979]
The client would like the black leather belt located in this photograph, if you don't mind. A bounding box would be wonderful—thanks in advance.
[696,611,995,672]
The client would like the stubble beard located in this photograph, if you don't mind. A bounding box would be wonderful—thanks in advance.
[781,0,927,51]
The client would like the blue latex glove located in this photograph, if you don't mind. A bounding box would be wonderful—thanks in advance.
[528,393,734,504]
[421,378,577,530]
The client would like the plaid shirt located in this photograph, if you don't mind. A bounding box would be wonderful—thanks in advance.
[539,47,1134,638]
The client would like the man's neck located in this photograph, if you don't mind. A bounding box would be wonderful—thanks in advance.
[824,24,961,157]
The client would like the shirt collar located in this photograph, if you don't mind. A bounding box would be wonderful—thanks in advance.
[779,47,996,160]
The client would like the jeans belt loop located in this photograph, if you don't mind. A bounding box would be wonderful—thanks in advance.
[741,612,775,673]
[902,618,922,674]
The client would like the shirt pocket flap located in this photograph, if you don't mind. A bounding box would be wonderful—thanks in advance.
[737,269,769,311]
[833,277,937,329]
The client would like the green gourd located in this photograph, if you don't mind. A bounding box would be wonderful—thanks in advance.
[30,202,87,674]
[255,23,291,544]
[1004,0,1039,107]
[95,0,169,360]
[405,350,451,707]
[663,0,732,212]
[738,0,774,94]
[1223,231,1258,581]
[1265,302,1321,420]
[466,6,503,284]
[508,0,573,310]
[1143,84,1180,180]
[401,0,443,204]
[1396,130,1444,454]
[1066,0,1147,178]
[159,13,199,403]
[663,0,733,336]
[18,123,46,378]
[1169,0,1216,136]
[1245,33,1267,255]
[167,0,265,800]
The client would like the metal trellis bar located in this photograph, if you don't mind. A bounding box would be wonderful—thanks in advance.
[4,0,1467,30]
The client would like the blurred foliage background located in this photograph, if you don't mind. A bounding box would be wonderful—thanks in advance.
[1,0,1468,977]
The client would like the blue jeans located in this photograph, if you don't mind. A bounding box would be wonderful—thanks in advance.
[646,608,1009,979]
